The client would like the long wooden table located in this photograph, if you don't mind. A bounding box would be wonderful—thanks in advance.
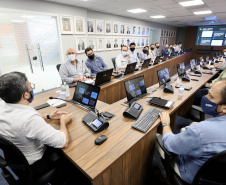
[31,65,217,185]
[98,52,193,104]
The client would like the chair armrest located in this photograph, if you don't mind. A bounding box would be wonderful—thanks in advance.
[156,134,174,159]
[0,155,7,168]
[191,105,204,113]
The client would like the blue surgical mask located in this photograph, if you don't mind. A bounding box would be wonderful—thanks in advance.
[201,96,219,116]
[27,89,34,103]
[122,52,127,57]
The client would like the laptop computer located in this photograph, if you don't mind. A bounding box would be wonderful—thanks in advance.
[157,68,171,87]
[124,75,149,104]
[177,62,186,77]
[123,62,137,76]
[153,56,161,65]
[141,58,150,69]
[95,68,113,86]
[70,81,100,111]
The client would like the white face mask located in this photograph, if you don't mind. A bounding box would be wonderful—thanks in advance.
[68,54,76,61]
[224,52,226,55]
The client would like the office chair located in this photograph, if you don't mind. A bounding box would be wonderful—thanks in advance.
[156,134,226,185]
[111,57,116,71]
[0,135,59,185]
[56,64,61,72]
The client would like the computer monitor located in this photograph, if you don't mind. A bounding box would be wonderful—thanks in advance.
[124,75,147,103]
[72,81,100,109]
[157,68,171,86]
[177,62,186,77]
[190,59,197,71]
[95,68,113,86]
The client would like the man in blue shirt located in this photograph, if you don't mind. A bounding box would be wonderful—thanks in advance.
[128,42,139,63]
[85,47,108,77]
[158,79,226,184]
[161,44,169,56]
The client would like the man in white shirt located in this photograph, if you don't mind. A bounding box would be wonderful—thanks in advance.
[116,45,133,69]
[138,46,150,63]
[128,42,139,63]
[149,44,156,62]
[0,72,72,169]
[154,42,160,57]
[174,42,182,53]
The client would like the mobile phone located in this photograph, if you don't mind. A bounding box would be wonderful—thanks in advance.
[35,103,50,110]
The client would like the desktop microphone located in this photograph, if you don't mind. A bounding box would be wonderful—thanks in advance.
[82,60,85,82]
[49,97,71,103]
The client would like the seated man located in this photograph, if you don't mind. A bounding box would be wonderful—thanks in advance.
[85,47,108,77]
[59,47,91,84]
[154,42,160,57]
[169,44,174,53]
[149,44,156,62]
[0,72,72,169]
[116,45,133,69]
[174,42,182,53]
[128,42,139,63]
[158,79,226,184]
[162,44,169,56]
[138,46,150,63]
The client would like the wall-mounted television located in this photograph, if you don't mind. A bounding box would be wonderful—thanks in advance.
[195,26,226,46]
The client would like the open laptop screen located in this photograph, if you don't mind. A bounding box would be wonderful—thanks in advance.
[124,75,147,102]
[177,62,186,77]
[157,68,170,86]
[190,59,197,71]
[72,81,100,108]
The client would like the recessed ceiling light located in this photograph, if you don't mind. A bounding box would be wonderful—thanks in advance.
[127,9,147,14]
[150,15,166,18]
[11,20,25,23]
[179,0,204,7]
[193,10,212,15]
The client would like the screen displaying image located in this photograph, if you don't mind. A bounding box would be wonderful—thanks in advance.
[211,40,223,46]
[157,68,170,86]
[201,31,213,37]
[177,62,186,77]
[91,119,103,128]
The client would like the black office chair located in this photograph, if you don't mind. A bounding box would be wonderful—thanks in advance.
[156,135,226,185]
[56,64,61,72]
[0,135,59,185]
[111,57,116,71]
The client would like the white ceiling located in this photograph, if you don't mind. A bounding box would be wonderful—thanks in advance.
[43,0,226,27]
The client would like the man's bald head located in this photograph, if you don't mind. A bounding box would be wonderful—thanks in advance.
[67,47,76,55]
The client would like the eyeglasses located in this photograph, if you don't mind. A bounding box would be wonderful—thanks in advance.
[87,53,94,56]
[31,83,35,89]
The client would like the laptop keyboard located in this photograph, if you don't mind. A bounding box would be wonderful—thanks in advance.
[69,100,94,112]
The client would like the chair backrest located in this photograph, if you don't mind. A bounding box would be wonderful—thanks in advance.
[111,57,116,71]
[0,135,33,184]
[192,150,226,185]
[56,64,61,72]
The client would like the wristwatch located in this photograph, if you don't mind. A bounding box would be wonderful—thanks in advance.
[162,123,170,127]
[46,113,51,120]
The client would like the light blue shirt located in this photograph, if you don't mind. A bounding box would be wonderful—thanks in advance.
[128,50,139,63]
[163,115,226,184]
[85,55,108,76]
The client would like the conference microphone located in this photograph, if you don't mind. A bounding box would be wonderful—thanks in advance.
[49,97,71,103]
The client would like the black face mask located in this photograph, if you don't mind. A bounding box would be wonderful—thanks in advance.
[156,46,160,49]
[130,48,135,52]
[143,49,148,54]
[88,54,95,60]
[151,48,154,50]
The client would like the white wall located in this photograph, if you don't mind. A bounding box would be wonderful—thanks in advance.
[0,0,177,68]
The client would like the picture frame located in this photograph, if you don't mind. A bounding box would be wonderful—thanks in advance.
[141,26,146,36]
[74,16,85,34]
[126,37,132,47]
[120,23,126,35]
[60,15,74,34]
[132,37,137,45]
[87,37,96,51]
[146,27,150,37]
[145,38,149,46]
[113,22,119,35]
[137,37,141,47]
[141,38,145,47]
[76,37,86,53]
[96,19,104,34]
[87,19,95,34]
[113,37,120,50]
[120,37,126,48]
[132,25,136,36]
[161,29,164,37]
[137,25,141,36]
[126,24,132,35]
[105,21,112,35]
[96,37,105,51]
[105,37,113,50]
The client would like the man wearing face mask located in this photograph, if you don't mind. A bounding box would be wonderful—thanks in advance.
[59,47,91,84]
[157,79,226,184]
[85,47,108,77]
[128,42,139,63]
[149,44,156,62]
[138,46,150,63]
[116,45,133,69]
[174,42,183,53]
[169,44,174,53]
[154,42,160,57]
[162,44,169,56]
[0,72,73,174]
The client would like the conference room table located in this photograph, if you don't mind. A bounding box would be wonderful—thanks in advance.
[98,52,193,104]
[31,64,218,185]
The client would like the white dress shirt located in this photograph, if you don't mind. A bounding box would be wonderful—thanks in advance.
[149,50,156,61]
[0,101,66,165]
[115,54,133,69]
[174,45,182,52]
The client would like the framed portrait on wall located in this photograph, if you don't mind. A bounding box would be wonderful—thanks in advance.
[120,37,126,47]
[146,27,150,36]
[132,37,137,45]
[161,29,164,37]
[120,23,125,35]
[87,37,96,51]
[96,37,105,51]
[76,37,86,53]
[113,22,119,35]
[145,38,149,46]
[164,30,166,37]
[113,37,120,50]
[137,25,141,36]
[141,38,145,47]
[87,19,95,34]
[126,37,132,47]
[74,16,85,34]
[132,25,136,36]
[137,37,141,47]
[96,19,104,34]
[60,15,74,34]
[105,21,112,35]
[105,37,113,50]
[142,26,146,36]
[126,24,132,35]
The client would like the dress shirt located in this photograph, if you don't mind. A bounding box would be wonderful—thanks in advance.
[59,59,91,84]
[0,101,66,165]
[128,51,139,63]
[174,45,182,52]
[115,54,133,69]
[85,55,108,76]
[212,68,226,84]
[149,50,156,61]
[163,115,226,184]
[138,51,150,62]
[154,48,160,57]
[162,49,169,56]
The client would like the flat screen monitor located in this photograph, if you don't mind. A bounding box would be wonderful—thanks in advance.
[157,68,170,86]
[177,62,186,77]
[190,59,197,71]
[72,81,100,109]
[124,75,147,103]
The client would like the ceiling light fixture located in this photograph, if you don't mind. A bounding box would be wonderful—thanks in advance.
[150,15,166,18]
[21,15,35,19]
[179,0,204,7]
[193,10,212,15]
[127,9,147,14]
[11,20,25,23]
